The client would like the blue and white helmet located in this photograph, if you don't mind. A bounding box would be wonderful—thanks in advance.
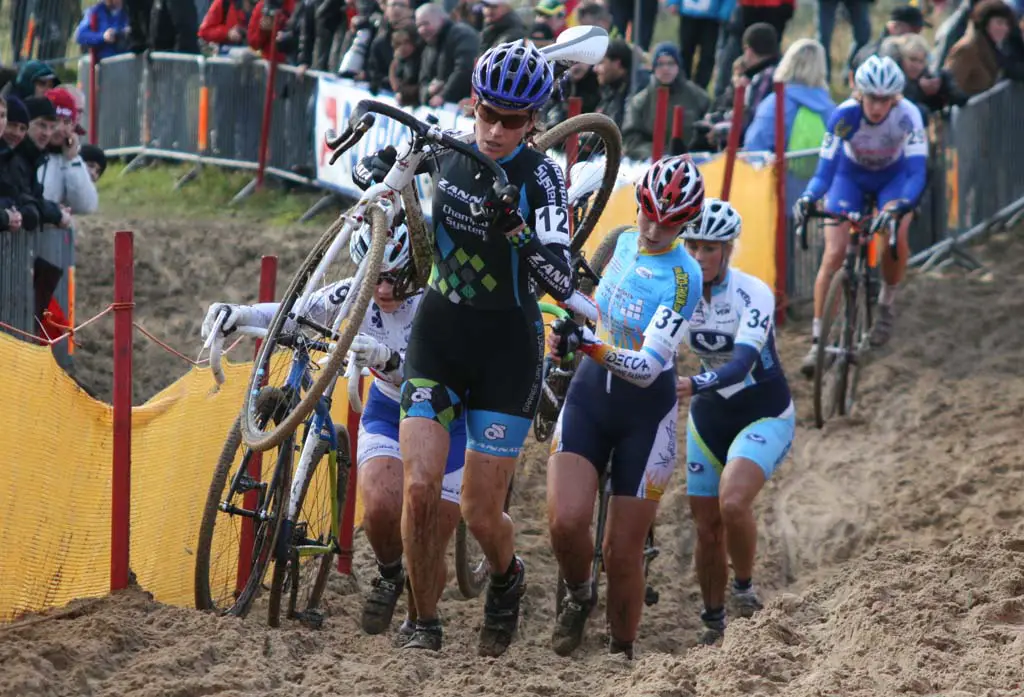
[349,222,411,274]
[681,198,742,243]
[854,55,905,97]
[472,39,554,111]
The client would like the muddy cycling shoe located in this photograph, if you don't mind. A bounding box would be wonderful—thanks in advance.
[361,563,406,635]
[478,556,526,658]
[402,619,443,651]
[870,305,895,347]
[392,617,416,648]
[731,584,763,619]
[552,590,590,656]
[608,637,634,660]
[697,607,726,646]
[799,343,818,379]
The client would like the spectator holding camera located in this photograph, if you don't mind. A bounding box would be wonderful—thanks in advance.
[75,0,131,60]
[38,89,98,216]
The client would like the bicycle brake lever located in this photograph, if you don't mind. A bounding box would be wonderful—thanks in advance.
[328,113,376,165]
[573,255,601,287]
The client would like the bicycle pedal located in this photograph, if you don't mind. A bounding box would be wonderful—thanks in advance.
[296,609,325,629]
[644,587,659,607]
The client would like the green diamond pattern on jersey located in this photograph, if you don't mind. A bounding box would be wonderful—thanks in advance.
[399,377,459,429]
[429,247,499,303]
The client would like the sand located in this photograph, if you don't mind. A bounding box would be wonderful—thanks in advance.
[2,213,1022,697]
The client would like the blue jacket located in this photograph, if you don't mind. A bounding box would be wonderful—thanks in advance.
[75,2,130,60]
[666,0,735,22]
[743,84,835,153]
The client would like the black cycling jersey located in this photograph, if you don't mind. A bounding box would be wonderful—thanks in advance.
[428,143,573,309]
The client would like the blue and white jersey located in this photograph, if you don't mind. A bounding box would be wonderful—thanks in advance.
[684,268,790,412]
[805,98,928,205]
[252,279,420,403]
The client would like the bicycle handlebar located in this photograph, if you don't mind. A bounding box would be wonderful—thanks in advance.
[204,309,268,388]
[327,99,518,213]
[538,301,569,319]
[796,206,903,261]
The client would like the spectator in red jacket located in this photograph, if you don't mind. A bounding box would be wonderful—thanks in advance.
[249,0,297,56]
[199,0,256,54]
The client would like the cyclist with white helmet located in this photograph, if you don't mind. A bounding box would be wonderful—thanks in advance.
[677,198,795,646]
[545,155,705,659]
[354,39,575,655]
[200,222,467,642]
[793,54,927,374]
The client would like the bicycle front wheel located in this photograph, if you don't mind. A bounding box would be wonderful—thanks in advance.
[844,269,873,416]
[534,113,623,255]
[813,268,852,428]
[194,387,292,616]
[240,204,389,452]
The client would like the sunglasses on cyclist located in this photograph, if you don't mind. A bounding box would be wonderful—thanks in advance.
[377,272,400,285]
[473,102,534,130]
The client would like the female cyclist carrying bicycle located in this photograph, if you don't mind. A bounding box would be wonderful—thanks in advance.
[793,55,928,375]
[355,39,584,655]
[200,222,467,643]
[677,198,796,646]
[545,155,705,659]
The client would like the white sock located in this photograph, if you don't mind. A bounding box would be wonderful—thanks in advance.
[812,318,821,341]
[879,284,899,307]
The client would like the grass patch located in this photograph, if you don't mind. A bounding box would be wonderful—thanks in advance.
[96,160,342,228]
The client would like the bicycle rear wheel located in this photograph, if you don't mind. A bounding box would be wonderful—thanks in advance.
[455,474,515,599]
[533,113,623,255]
[240,204,389,452]
[813,268,852,428]
[194,387,291,616]
[267,424,351,628]
[843,269,873,416]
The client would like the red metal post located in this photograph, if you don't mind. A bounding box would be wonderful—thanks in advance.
[337,376,362,575]
[255,13,285,189]
[88,48,98,144]
[720,83,747,201]
[111,231,134,591]
[566,96,583,186]
[235,255,278,594]
[670,105,685,156]
[772,82,788,326]
[651,86,669,162]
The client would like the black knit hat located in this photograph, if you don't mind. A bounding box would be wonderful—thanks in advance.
[25,96,57,121]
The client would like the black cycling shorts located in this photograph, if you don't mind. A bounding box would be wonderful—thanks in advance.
[552,357,679,501]
[400,289,544,458]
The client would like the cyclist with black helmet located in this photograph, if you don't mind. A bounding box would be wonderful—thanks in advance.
[678,198,796,646]
[200,222,467,641]
[793,55,927,374]
[355,39,576,655]
[545,155,705,659]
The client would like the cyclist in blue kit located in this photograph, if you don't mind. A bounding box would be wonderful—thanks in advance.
[545,155,705,659]
[678,198,796,646]
[793,55,928,375]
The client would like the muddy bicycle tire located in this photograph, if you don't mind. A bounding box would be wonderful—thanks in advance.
[195,387,290,616]
[267,427,351,628]
[240,205,389,452]
[813,268,851,429]
[401,183,433,292]
[534,113,623,255]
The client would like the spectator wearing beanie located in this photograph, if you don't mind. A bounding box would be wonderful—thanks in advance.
[5,61,60,100]
[622,42,711,160]
[3,95,30,149]
[9,97,69,231]
[37,88,99,215]
[80,144,109,183]
[0,97,27,232]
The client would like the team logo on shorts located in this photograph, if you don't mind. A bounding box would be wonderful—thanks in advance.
[484,423,507,441]
[410,387,432,403]
[692,372,718,387]
[746,433,766,444]
[687,461,704,473]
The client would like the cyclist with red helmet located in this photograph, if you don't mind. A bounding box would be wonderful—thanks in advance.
[545,155,705,659]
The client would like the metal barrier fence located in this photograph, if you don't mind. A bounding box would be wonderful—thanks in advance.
[0,226,76,370]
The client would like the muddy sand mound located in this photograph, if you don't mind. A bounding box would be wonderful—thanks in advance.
[9,211,1021,696]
